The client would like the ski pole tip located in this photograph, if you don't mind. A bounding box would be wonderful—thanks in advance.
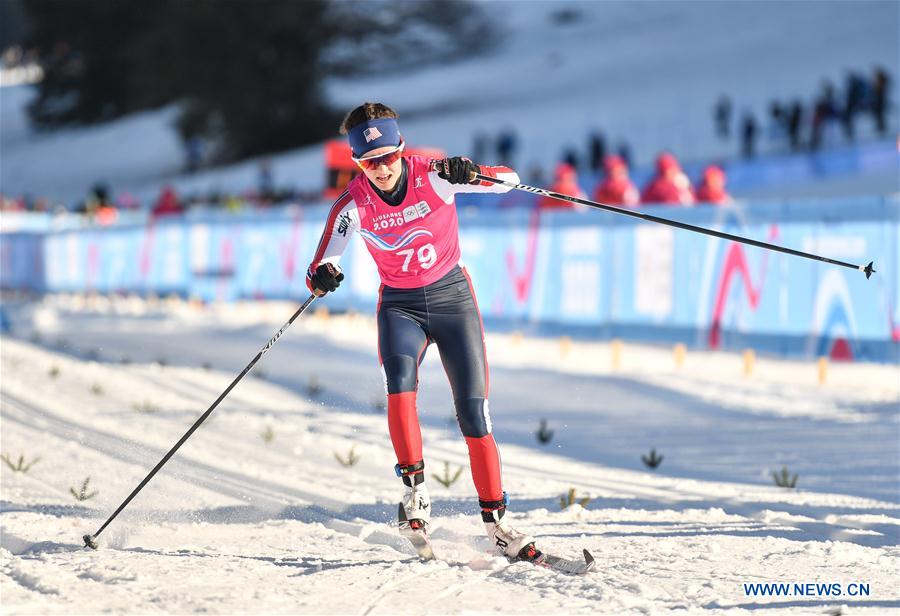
[863,261,875,279]
[83,534,98,550]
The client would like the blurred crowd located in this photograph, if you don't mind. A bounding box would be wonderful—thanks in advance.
[473,128,730,209]
[0,148,729,225]
[3,62,894,222]
[533,153,729,212]
[716,66,893,158]
[0,157,325,224]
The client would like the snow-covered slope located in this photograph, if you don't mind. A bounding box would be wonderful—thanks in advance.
[1,1,897,205]
[2,302,898,614]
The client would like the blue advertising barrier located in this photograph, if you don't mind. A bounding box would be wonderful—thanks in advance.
[2,197,898,362]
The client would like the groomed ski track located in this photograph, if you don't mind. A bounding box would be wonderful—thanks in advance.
[1,303,898,614]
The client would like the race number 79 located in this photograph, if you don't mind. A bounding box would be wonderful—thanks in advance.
[398,244,437,272]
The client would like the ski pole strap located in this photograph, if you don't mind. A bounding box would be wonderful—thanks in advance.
[394,460,425,477]
[479,492,509,511]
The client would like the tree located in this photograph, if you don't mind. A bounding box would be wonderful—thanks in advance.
[22,0,495,161]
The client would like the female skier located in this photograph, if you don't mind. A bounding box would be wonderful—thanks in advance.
[306,102,537,560]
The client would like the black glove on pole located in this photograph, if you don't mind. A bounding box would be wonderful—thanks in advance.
[310,263,344,295]
[437,157,480,184]
[82,293,318,549]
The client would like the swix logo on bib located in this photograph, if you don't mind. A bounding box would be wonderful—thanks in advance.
[348,155,462,288]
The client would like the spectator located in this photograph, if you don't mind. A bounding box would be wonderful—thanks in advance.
[696,165,732,205]
[787,100,804,151]
[538,163,586,211]
[151,185,184,218]
[640,152,695,206]
[714,95,732,139]
[588,131,607,172]
[810,81,839,151]
[842,70,868,141]
[225,195,245,212]
[872,66,890,136]
[496,128,517,166]
[561,148,580,171]
[94,200,118,225]
[116,191,140,210]
[768,101,787,149]
[741,112,758,158]
[593,155,639,207]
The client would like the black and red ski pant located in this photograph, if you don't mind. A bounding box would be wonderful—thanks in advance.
[377,265,503,507]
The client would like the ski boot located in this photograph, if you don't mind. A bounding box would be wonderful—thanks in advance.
[481,495,538,561]
[401,480,431,531]
[396,461,434,559]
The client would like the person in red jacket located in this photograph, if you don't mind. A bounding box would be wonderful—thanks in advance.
[640,152,695,206]
[696,165,732,205]
[151,186,184,218]
[592,154,639,207]
[538,162,586,210]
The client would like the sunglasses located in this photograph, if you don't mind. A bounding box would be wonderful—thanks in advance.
[353,142,405,170]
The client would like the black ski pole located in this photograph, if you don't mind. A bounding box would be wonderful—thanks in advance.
[83,293,318,549]
[474,173,875,279]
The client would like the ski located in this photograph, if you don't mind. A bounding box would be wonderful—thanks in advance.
[397,503,435,561]
[514,547,595,576]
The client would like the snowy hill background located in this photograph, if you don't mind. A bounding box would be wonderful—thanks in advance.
[1,0,898,206]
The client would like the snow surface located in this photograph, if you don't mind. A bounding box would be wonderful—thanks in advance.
[1,297,898,614]
[1,1,897,205]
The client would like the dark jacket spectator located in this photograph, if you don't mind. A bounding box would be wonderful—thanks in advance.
[842,71,868,141]
[496,129,517,166]
[588,131,607,172]
[640,153,695,206]
[787,101,804,151]
[872,67,890,135]
[741,113,758,158]
[152,186,184,218]
[593,155,639,207]
[539,163,586,211]
[811,81,839,151]
[696,165,732,205]
[714,95,732,139]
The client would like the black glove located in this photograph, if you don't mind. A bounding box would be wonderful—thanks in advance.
[309,262,344,296]
[437,157,480,184]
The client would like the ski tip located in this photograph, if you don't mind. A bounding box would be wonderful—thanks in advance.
[863,261,875,279]
[583,549,594,565]
[83,534,98,550]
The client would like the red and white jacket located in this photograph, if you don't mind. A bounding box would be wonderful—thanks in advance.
[307,156,518,290]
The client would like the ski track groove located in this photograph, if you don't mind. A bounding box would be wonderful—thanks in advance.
[358,563,442,616]
[1,385,463,565]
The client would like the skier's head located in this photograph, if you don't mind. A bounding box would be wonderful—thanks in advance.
[341,102,404,192]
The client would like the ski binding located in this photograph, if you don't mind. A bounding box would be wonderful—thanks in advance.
[397,503,435,561]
